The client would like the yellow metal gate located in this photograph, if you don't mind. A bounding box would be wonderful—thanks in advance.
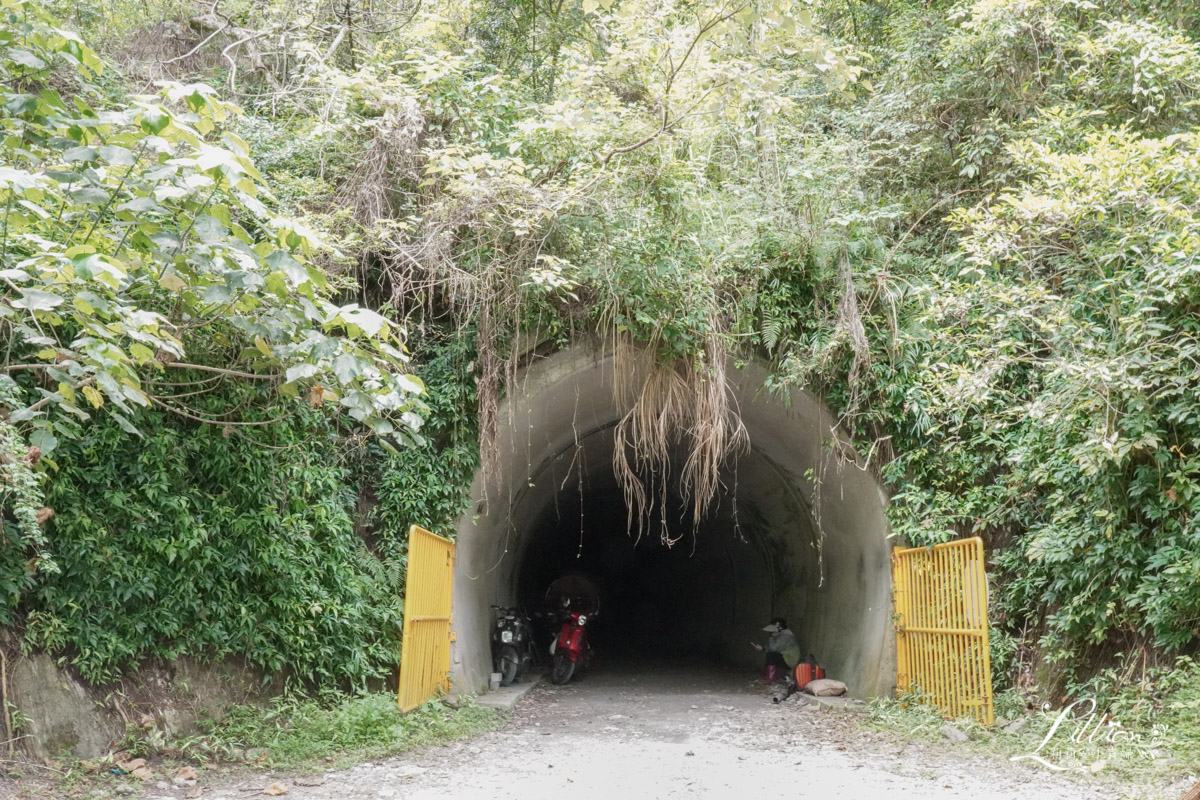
[892,536,994,725]
[398,525,455,712]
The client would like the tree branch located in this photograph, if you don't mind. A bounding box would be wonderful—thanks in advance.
[166,363,278,380]
[597,1,749,166]
[148,395,294,426]
[163,19,230,65]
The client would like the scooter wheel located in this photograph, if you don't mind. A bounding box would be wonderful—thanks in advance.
[550,652,575,685]
[496,645,520,687]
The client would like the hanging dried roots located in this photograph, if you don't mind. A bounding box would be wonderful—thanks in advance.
[611,334,749,545]
[837,247,871,399]
[323,89,750,533]
[336,95,425,226]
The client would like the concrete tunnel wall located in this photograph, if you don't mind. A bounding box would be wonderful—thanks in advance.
[450,342,896,698]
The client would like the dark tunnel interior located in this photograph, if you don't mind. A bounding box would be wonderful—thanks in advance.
[513,436,776,666]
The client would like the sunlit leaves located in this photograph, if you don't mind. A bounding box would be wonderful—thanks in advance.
[903,124,1200,658]
[0,2,424,460]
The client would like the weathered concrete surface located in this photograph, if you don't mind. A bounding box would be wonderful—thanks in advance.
[8,654,122,760]
[7,655,275,759]
[793,693,868,711]
[472,675,542,712]
[164,657,275,734]
[451,340,896,700]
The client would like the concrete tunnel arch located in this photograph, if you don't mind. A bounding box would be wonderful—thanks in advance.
[450,342,896,698]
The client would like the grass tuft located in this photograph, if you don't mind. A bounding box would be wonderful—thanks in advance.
[185,692,504,770]
[863,668,1200,792]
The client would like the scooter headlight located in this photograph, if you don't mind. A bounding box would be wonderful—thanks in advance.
[501,630,513,643]
[577,615,588,626]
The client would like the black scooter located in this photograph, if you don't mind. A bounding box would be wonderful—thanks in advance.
[490,605,535,686]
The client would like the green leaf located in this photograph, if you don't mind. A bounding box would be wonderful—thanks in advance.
[335,307,388,337]
[285,363,321,383]
[39,88,65,109]
[9,48,47,69]
[158,273,187,292]
[129,343,155,363]
[70,187,110,205]
[264,271,289,298]
[116,196,161,213]
[98,145,137,166]
[266,251,309,287]
[12,289,65,311]
[109,411,142,437]
[28,429,58,455]
[202,285,234,304]
[5,93,36,115]
[332,354,360,384]
[396,375,424,394]
[369,418,395,435]
[63,146,98,163]
[0,167,40,192]
[139,107,170,135]
[196,145,240,173]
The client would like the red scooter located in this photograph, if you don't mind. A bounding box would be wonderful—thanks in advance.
[549,598,595,685]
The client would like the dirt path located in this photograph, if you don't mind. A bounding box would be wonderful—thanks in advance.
[190,662,1168,800]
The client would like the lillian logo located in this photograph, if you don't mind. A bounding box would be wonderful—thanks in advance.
[1010,696,1168,771]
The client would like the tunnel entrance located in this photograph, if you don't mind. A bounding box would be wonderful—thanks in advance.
[451,342,895,698]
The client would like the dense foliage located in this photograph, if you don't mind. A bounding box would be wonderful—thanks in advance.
[8,337,474,685]
[0,0,425,447]
[843,0,1200,673]
[4,0,1200,692]
[29,397,392,685]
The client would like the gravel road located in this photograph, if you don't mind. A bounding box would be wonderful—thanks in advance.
[186,660,1184,800]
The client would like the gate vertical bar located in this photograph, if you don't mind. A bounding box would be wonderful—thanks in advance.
[891,547,910,697]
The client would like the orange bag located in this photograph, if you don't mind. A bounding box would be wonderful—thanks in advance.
[794,655,824,690]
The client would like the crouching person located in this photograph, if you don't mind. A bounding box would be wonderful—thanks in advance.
[751,617,800,684]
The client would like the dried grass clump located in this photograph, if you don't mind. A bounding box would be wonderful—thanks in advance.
[837,248,871,390]
[114,22,226,84]
[335,96,425,225]
[369,145,558,486]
